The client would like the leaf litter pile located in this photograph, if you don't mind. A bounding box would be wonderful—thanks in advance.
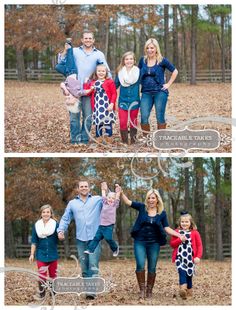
[5,258,231,306]
[5,81,231,153]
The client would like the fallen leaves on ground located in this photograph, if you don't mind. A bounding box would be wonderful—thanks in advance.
[4,258,231,306]
[5,81,231,153]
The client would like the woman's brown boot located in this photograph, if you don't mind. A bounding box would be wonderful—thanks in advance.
[141,124,150,137]
[135,270,145,299]
[146,272,156,299]
[157,123,166,129]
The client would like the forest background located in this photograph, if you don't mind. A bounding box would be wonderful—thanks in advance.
[5,157,231,262]
[5,4,231,83]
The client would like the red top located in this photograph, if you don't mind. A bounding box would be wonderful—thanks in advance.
[84,78,117,111]
[170,229,203,263]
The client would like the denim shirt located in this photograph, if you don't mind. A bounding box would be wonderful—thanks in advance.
[31,222,59,262]
[57,194,103,241]
[138,57,175,94]
[115,75,140,110]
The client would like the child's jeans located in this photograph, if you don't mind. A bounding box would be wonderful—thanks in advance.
[55,47,77,77]
[178,268,193,289]
[96,123,112,137]
[87,225,118,253]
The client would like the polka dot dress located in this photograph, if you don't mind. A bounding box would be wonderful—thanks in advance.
[175,230,195,276]
[93,80,116,126]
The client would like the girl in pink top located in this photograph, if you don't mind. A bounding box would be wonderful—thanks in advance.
[170,211,203,300]
[84,183,120,257]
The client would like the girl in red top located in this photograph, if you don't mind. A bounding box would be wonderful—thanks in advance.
[87,64,117,143]
[170,211,203,300]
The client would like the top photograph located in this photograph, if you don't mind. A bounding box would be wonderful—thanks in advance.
[4,4,232,154]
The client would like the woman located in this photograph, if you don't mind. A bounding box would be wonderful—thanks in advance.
[29,204,59,300]
[138,38,178,135]
[117,185,184,299]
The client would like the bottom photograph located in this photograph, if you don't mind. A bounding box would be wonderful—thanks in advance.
[4,157,231,306]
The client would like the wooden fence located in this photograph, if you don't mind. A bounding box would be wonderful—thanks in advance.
[14,243,231,260]
[5,68,231,83]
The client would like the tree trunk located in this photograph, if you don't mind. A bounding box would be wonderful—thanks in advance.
[16,48,26,81]
[164,5,169,59]
[139,18,147,58]
[116,203,126,245]
[104,17,110,61]
[190,5,198,85]
[184,164,190,210]
[21,219,29,244]
[33,49,39,69]
[222,158,231,248]
[178,5,187,82]
[194,158,206,257]
[172,5,179,75]
[5,221,16,258]
[170,196,178,228]
[63,233,71,259]
[215,158,224,260]
[221,14,225,82]
[209,33,214,77]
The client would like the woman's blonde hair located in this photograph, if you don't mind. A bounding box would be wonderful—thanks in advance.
[178,213,197,230]
[144,189,164,214]
[116,51,136,74]
[144,38,163,64]
[39,204,57,221]
[90,64,109,80]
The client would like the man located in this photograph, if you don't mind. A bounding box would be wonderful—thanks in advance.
[59,31,110,145]
[57,180,105,299]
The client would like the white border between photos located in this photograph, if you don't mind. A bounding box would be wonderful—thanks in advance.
[1,0,235,310]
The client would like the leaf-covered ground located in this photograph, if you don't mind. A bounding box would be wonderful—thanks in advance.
[5,81,231,153]
[4,258,231,306]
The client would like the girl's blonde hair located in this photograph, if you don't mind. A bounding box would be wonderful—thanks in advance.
[144,189,164,214]
[39,204,57,221]
[116,51,136,74]
[107,191,116,199]
[178,213,197,230]
[144,38,163,64]
[90,64,109,80]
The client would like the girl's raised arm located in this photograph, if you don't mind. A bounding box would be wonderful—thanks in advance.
[101,182,108,198]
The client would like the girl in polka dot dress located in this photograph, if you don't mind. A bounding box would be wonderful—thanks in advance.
[170,212,203,300]
[88,64,117,143]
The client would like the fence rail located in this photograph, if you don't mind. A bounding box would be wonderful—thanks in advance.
[13,243,231,260]
[5,68,231,83]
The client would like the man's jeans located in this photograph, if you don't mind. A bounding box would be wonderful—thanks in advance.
[134,240,160,273]
[140,91,168,125]
[76,239,101,278]
[69,96,92,144]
